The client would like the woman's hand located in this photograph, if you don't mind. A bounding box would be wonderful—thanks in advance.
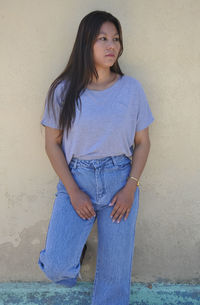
[70,189,96,220]
[109,185,137,223]
[109,126,151,223]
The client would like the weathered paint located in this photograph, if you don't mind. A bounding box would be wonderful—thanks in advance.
[0,282,199,305]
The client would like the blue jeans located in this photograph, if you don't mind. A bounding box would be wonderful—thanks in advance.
[38,154,139,305]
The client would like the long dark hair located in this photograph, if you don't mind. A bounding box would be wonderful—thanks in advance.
[45,10,124,138]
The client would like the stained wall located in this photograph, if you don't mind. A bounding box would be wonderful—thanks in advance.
[1,0,200,283]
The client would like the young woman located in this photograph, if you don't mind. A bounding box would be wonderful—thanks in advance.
[38,10,154,305]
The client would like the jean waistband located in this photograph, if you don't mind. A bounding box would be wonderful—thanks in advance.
[69,154,131,169]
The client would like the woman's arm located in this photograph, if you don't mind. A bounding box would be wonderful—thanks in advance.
[44,126,80,196]
[124,126,151,192]
[44,126,96,220]
[109,127,151,223]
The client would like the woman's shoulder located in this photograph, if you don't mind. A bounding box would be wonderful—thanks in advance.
[51,79,70,105]
[122,74,142,86]
[54,79,69,95]
[121,74,144,92]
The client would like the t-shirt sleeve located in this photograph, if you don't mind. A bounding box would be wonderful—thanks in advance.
[41,83,63,130]
[136,82,155,132]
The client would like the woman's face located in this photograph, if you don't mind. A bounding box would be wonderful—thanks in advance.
[93,21,121,70]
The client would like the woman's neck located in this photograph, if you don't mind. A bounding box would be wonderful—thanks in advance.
[88,70,119,90]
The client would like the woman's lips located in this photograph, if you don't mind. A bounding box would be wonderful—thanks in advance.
[105,54,115,57]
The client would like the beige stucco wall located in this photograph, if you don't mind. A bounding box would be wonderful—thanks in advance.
[1,0,200,283]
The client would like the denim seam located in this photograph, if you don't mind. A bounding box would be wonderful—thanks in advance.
[127,225,136,305]
[91,247,100,304]
[127,190,140,304]
[74,231,91,273]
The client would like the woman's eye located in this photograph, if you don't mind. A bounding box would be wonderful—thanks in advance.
[98,37,119,41]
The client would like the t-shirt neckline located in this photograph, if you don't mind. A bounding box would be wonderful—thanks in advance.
[85,74,123,93]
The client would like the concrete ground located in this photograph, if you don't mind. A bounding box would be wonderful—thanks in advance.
[0,282,199,305]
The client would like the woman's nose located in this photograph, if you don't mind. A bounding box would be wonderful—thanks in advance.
[106,40,115,49]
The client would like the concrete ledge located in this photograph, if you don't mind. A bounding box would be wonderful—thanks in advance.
[0,282,200,305]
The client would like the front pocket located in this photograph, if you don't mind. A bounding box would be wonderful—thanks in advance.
[116,162,131,170]
[115,156,131,169]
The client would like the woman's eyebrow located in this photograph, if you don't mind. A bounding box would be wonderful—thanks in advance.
[98,31,119,36]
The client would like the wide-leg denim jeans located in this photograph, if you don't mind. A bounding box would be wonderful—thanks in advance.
[38,154,140,305]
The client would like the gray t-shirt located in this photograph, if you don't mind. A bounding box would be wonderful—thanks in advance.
[41,75,154,164]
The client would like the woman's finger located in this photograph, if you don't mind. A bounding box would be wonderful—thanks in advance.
[110,203,120,218]
[111,206,124,222]
[77,209,87,220]
[86,204,96,217]
[82,205,94,219]
[109,195,117,206]
[115,209,126,223]
[124,208,131,221]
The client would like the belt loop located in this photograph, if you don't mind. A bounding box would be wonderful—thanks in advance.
[74,159,78,168]
[111,156,117,166]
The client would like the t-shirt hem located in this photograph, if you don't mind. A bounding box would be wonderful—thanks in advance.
[72,152,133,160]
[136,117,155,132]
[40,119,61,130]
